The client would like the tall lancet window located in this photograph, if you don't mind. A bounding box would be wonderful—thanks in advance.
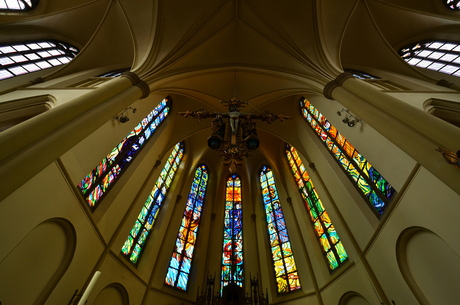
[0,0,39,11]
[259,166,301,294]
[400,41,460,77]
[221,174,243,294]
[121,142,184,265]
[77,97,171,209]
[300,98,395,216]
[0,40,78,80]
[166,165,208,291]
[286,145,348,271]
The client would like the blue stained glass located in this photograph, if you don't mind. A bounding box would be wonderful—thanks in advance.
[121,142,184,265]
[80,98,171,208]
[166,165,208,290]
[177,272,188,290]
[260,166,300,293]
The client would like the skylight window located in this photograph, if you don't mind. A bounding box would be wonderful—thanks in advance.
[0,40,78,80]
[0,0,39,11]
[400,41,460,77]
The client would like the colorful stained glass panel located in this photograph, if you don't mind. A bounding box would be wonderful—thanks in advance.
[260,166,301,293]
[121,142,184,265]
[165,165,208,291]
[299,98,395,215]
[286,144,348,272]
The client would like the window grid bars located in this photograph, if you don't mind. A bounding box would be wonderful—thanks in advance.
[0,0,38,11]
[400,41,460,76]
[77,98,170,209]
[285,145,348,271]
[121,142,184,265]
[0,40,78,80]
[300,98,395,216]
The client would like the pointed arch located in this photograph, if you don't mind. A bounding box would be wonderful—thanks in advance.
[259,165,301,294]
[285,144,348,271]
[221,173,244,293]
[165,164,209,291]
[77,97,171,209]
[121,142,185,265]
[299,98,395,216]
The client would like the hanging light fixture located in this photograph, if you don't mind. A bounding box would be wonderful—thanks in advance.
[178,98,291,173]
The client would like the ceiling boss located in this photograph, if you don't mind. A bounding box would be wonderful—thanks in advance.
[178,98,291,173]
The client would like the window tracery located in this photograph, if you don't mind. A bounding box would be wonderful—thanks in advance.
[221,174,243,293]
[77,97,171,209]
[259,166,301,294]
[285,144,348,271]
[400,41,460,76]
[300,98,395,216]
[0,40,78,80]
[121,142,184,265]
[165,164,208,291]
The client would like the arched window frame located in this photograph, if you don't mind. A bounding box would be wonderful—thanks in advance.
[285,144,348,272]
[221,174,244,294]
[77,97,171,209]
[400,40,460,77]
[0,39,78,80]
[121,142,185,265]
[259,165,301,294]
[165,164,208,291]
[0,0,39,11]
[299,98,395,217]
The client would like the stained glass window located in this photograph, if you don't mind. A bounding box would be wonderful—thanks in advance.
[165,165,208,291]
[0,40,78,80]
[121,142,184,265]
[285,145,348,271]
[444,0,460,10]
[300,98,395,216]
[0,0,39,11]
[400,41,460,77]
[77,97,171,209]
[221,174,243,294]
[259,166,301,294]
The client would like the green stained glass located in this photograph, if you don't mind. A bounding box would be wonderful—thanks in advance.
[326,251,339,270]
[121,236,133,255]
[78,98,171,209]
[121,142,184,265]
[260,165,301,293]
[347,163,359,182]
[130,221,142,238]
[166,165,208,291]
[286,144,348,272]
[335,242,348,262]
[357,176,371,195]
[299,98,395,215]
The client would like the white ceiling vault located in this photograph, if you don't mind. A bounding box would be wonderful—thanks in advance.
[2,0,458,107]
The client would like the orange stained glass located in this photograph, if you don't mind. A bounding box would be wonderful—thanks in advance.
[286,144,348,272]
[343,141,355,158]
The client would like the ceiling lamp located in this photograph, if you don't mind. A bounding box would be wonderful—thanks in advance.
[178,98,291,173]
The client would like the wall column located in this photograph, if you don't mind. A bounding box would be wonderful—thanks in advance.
[0,72,150,202]
[323,73,460,196]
